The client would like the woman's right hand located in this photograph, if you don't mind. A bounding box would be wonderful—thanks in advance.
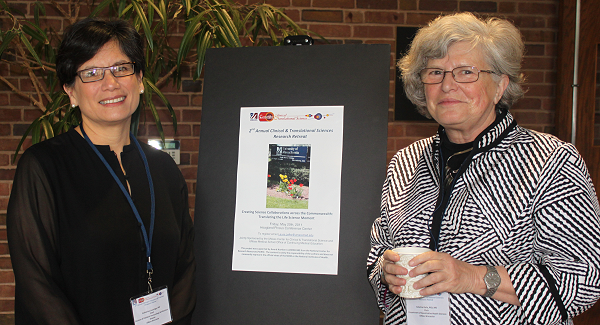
[381,249,409,294]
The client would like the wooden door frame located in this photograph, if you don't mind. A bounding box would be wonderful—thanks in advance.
[555,0,577,143]
[556,1,600,323]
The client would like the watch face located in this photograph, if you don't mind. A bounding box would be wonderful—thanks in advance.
[485,269,501,288]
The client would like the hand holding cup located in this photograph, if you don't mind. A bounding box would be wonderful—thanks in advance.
[391,247,431,298]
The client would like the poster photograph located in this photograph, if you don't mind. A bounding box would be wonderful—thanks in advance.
[232,106,344,275]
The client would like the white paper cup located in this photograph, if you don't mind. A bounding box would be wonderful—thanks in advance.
[392,247,431,298]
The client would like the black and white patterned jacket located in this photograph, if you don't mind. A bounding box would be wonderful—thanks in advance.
[368,109,600,324]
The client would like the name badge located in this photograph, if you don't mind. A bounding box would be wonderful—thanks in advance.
[406,292,450,325]
[130,286,172,325]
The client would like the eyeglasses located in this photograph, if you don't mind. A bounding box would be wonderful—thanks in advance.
[76,62,136,83]
[419,66,497,84]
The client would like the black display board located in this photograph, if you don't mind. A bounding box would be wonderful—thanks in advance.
[193,44,389,324]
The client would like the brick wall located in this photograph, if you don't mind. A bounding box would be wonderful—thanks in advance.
[0,0,559,322]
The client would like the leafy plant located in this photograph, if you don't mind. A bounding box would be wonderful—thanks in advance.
[0,0,315,160]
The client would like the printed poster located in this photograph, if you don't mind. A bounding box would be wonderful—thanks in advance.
[232,106,344,275]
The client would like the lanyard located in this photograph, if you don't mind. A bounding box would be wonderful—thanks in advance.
[80,125,156,291]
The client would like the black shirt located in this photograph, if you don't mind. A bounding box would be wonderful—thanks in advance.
[7,128,196,324]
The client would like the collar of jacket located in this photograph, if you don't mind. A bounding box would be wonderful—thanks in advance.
[432,107,518,166]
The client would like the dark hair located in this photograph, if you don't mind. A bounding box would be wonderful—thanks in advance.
[56,18,145,88]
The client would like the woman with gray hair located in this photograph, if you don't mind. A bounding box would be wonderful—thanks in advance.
[367,12,600,324]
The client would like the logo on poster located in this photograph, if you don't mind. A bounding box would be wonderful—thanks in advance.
[259,112,274,122]
[250,112,258,121]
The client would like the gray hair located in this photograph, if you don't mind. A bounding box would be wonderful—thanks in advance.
[398,12,525,118]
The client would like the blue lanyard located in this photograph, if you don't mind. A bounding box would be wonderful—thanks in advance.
[80,125,156,275]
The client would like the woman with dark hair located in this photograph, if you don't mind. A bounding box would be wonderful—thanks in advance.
[7,18,196,324]
[367,12,600,324]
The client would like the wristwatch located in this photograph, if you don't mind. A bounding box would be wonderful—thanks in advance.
[483,265,501,298]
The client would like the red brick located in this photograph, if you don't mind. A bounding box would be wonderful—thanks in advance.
[292,0,311,6]
[405,123,438,137]
[545,71,556,84]
[0,94,8,107]
[0,140,21,152]
[522,70,544,84]
[0,257,11,270]
[180,139,200,152]
[545,43,557,57]
[406,13,441,26]
[400,0,417,10]
[267,0,291,6]
[157,95,189,107]
[511,110,553,125]
[37,18,63,33]
[357,0,398,10]
[0,183,9,196]
[0,78,16,92]
[0,285,15,298]
[419,0,458,12]
[0,125,10,137]
[518,2,557,15]
[345,11,365,23]
[143,107,179,124]
[547,17,558,29]
[365,11,403,24]
[0,197,7,211]
[0,300,15,312]
[524,44,545,56]
[182,109,202,123]
[302,10,344,22]
[0,155,8,167]
[540,98,555,111]
[8,93,35,107]
[460,1,497,13]
[0,109,20,123]
[498,2,516,14]
[524,85,554,98]
[313,0,355,9]
[145,125,178,138]
[388,123,405,137]
[0,271,14,284]
[178,153,191,166]
[23,108,43,121]
[179,166,197,180]
[6,2,27,14]
[191,95,203,107]
[354,25,394,38]
[282,9,300,22]
[510,16,547,29]
[0,169,16,182]
[522,57,555,70]
[387,138,395,151]
[307,24,352,38]
[172,125,192,137]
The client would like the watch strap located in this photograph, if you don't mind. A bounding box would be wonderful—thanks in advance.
[483,265,500,298]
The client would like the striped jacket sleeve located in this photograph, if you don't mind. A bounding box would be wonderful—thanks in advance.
[507,143,600,324]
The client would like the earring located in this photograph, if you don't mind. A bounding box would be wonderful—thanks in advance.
[71,104,76,108]
[140,89,144,94]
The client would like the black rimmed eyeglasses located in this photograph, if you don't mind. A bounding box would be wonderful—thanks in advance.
[419,66,497,84]
[76,62,136,83]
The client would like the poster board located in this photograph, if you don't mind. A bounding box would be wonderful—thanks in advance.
[193,44,389,324]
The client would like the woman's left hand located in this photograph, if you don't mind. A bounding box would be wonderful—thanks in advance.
[409,251,484,296]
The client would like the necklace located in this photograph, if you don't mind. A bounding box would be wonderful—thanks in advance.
[444,147,473,188]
